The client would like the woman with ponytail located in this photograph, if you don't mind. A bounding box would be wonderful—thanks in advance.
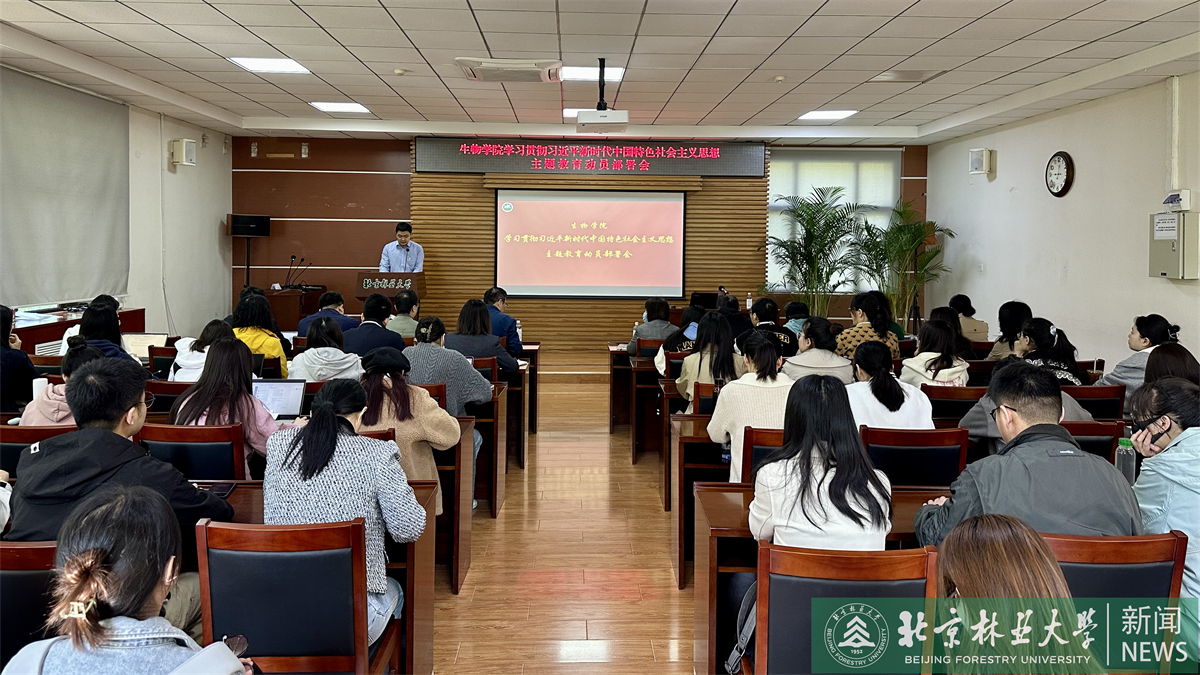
[264,378,426,646]
[1098,314,1182,399]
[676,312,745,413]
[707,331,794,482]
[3,486,246,675]
[1014,317,1084,385]
[847,341,933,430]
[19,336,103,426]
[835,292,900,359]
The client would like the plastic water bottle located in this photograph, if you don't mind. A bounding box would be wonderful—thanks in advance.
[632,321,639,339]
[745,292,752,310]
[515,320,523,341]
[1116,438,1137,485]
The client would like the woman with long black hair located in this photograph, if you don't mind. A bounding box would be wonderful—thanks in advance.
[288,316,364,382]
[987,300,1033,360]
[231,294,288,377]
[676,312,744,413]
[170,319,234,382]
[264,378,426,646]
[848,341,933,430]
[901,319,969,387]
[79,306,140,366]
[749,375,892,548]
[835,292,899,358]
[1014,317,1084,385]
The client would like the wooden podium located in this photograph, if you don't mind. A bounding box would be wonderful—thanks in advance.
[267,287,325,331]
[356,272,427,301]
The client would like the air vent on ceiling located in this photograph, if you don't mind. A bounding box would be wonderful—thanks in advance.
[455,57,562,83]
[870,70,946,83]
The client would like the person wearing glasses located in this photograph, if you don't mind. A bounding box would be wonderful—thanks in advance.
[913,359,1142,546]
[484,286,522,357]
[3,358,233,640]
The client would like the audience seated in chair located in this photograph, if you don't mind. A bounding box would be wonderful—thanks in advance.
[230,294,289,378]
[948,294,989,342]
[1014,317,1084,385]
[3,486,247,675]
[78,306,141,368]
[388,289,421,340]
[717,294,753,339]
[836,292,899,359]
[358,347,461,516]
[848,341,933,430]
[749,375,892,549]
[914,360,1142,546]
[19,338,103,427]
[627,297,674,355]
[289,317,364,382]
[171,338,292,478]
[734,298,797,358]
[56,295,127,356]
[782,301,808,337]
[1,305,38,414]
[677,313,744,414]
[959,357,1094,455]
[485,286,522,357]
[1097,314,1181,399]
[296,290,360,336]
[264,379,426,646]
[170,320,234,383]
[901,320,969,388]
[1144,343,1200,385]
[986,300,1032,361]
[342,294,408,357]
[445,299,518,373]
[1130,377,1199,646]
[929,306,976,359]
[654,304,704,375]
[782,317,853,384]
[224,286,292,358]
[4,358,233,639]
[708,331,793,483]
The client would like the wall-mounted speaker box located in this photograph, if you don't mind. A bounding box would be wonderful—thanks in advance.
[227,214,271,237]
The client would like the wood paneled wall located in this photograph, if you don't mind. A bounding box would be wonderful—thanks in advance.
[231,137,411,313]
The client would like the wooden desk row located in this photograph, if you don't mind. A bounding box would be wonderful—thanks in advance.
[12,308,146,353]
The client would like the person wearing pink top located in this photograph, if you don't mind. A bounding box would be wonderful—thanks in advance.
[19,336,104,427]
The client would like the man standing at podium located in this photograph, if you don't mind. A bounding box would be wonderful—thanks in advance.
[379,222,424,273]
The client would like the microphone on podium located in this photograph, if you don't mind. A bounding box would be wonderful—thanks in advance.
[284,257,306,289]
[282,255,297,286]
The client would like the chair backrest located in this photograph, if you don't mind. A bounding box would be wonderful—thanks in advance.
[260,356,283,379]
[358,429,395,442]
[664,351,689,379]
[1076,358,1105,374]
[0,425,75,478]
[293,337,307,348]
[472,356,498,383]
[146,380,194,413]
[965,359,998,387]
[1059,421,1124,462]
[755,541,937,675]
[414,383,447,410]
[251,352,265,375]
[891,358,903,376]
[969,341,994,359]
[0,541,57,670]
[197,519,371,673]
[1061,385,1126,420]
[921,385,987,423]
[1041,530,1186,600]
[498,336,506,350]
[165,336,181,348]
[148,345,177,380]
[403,337,414,347]
[301,380,328,415]
[897,338,917,358]
[693,382,719,415]
[29,355,61,377]
[740,427,784,483]
[859,426,969,487]
[635,338,664,358]
[138,423,245,480]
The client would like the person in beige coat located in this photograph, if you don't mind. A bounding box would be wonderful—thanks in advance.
[900,320,969,388]
[358,347,462,515]
[949,294,990,342]
[676,313,745,413]
[782,317,853,384]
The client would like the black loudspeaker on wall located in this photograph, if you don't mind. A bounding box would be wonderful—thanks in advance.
[228,213,271,237]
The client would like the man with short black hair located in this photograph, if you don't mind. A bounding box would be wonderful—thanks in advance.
[343,293,408,356]
[914,360,1143,546]
[380,222,424,273]
[734,297,798,357]
[297,290,360,335]
[484,286,521,357]
[388,289,420,339]
[5,357,233,638]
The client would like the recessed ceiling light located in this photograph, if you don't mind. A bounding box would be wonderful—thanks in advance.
[228,57,308,74]
[798,110,858,120]
[561,66,624,82]
[311,101,370,113]
[563,108,593,118]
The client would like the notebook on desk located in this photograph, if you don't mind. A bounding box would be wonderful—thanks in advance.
[122,333,169,361]
[252,379,306,420]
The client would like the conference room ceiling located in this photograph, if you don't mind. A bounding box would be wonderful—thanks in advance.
[0,0,1197,142]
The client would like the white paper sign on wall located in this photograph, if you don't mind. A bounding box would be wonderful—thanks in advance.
[1154,213,1179,241]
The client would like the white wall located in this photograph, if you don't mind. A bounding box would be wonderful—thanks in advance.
[927,73,1200,370]
[127,107,232,337]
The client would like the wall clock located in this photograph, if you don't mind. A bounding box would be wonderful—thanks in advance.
[1046,151,1074,197]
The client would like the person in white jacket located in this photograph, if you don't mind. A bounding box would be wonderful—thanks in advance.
[289,317,364,382]
[847,341,934,430]
[707,331,794,483]
[781,317,853,384]
[749,374,892,549]
[169,320,234,382]
[900,320,969,388]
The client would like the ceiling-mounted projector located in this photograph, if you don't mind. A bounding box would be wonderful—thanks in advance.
[576,109,628,133]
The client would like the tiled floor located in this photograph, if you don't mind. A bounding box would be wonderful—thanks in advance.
[432,382,693,675]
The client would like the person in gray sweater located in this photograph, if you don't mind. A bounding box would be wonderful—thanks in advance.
[915,361,1143,546]
[1096,314,1181,401]
[627,297,676,355]
[444,299,518,373]
[960,357,1094,455]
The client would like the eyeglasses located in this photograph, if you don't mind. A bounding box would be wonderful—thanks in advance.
[142,391,155,411]
[989,404,1018,421]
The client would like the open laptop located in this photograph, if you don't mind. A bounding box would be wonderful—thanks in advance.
[122,333,170,361]
[251,379,306,421]
[689,292,719,309]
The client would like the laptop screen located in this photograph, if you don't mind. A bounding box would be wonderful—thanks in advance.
[252,379,306,417]
[122,333,169,360]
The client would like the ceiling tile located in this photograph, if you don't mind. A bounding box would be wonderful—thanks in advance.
[1025,19,1137,40]
[1062,40,1152,58]
[1149,3,1200,21]
[794,15,891,36]
[816,0,918,15]
[626,52,698,68]
[474,10,556,33]
[918,38,1012,56]
[807,69,876,83]
[9,21,108,40]
[775,36,861,54]
[901,0,1008,17]
[645,0,734,14]
[824,53,905,70]
[848,36,938,55]
[174,24,265,43]
[208,3,316,26]
[956,55,1045,71]
[950,18,1055,40]
[282,44,359,60]
[325,27,415,48]
[484,32,557,51]
[986,0,1103,20]
[132,40,213,57]
[403,29,486,49]
[1022,56,1108,71]
[94,23,189,42]
[623,67,688,81]
[96,55,177,70]
[632,35,711,53]
[303,59,373,74]
[760,53,837,70]
[873,16,973,38]
[715,14,809,36]
[693,53,764,68]
[133,3,236,26]
[1102,20,1200,40]
[58,40,147,57]
[638,13,724,36]
[894,54,975,69]
[203,42,284,57]
[0,1,72,23]
[988,39,1086,57]
[926,69,1002,83]
[729,0,825,15]
[471,0,554,9]
[384,7,473,30]
[987,70,1061,84]
[36,1,154,23]
[561,50,630,65]
[1071,0,1194,21]
[704,36,788,54]
[558,12,640,34]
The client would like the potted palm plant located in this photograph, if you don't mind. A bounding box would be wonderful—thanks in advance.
[851,200,955,333]
[767,187,866,318]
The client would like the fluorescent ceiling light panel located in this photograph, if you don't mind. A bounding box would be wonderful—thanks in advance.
[229,57,308,74]
[561,66,624,81]
[310,101,370,113]
[798,110,858,120]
